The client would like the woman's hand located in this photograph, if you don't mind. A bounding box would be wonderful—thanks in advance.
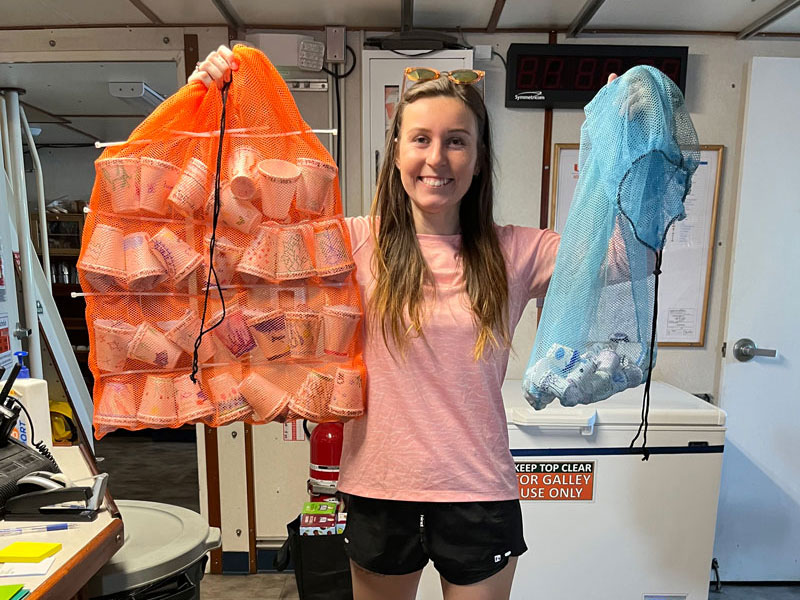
[188,45,239,89]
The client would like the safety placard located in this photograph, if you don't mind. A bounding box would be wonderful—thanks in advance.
[515,461,595,501]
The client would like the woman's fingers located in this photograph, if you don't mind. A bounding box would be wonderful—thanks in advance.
[217,45,239,70]
[192,71,213,88]
[191,46,238,89]
[206,54,233,87]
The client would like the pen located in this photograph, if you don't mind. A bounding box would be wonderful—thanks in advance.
[0,523,78,536]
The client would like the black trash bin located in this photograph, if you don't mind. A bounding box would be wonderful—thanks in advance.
[87,500,221,600]
[275,515,353,600]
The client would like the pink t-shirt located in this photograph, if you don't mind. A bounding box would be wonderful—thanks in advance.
[338,217,560,502]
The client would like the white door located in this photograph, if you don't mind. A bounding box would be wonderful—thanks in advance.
[361,50,472,215]
[713,56,800,581]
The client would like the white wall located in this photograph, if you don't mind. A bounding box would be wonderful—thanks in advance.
[343,32,800,400]
[26,27,800,402]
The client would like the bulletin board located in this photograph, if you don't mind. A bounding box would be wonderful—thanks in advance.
[550,143,723,347]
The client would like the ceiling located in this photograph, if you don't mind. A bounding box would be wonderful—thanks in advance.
[1,0,799,145]
[2,0,800,33]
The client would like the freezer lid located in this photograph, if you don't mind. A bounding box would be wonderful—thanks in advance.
[504,380,726,427]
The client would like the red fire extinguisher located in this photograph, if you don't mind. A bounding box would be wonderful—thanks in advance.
[307,421,343,501]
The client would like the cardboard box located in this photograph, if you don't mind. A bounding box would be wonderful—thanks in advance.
[300,512,337,536]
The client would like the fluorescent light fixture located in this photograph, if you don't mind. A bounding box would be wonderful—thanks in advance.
[108,82,165,112]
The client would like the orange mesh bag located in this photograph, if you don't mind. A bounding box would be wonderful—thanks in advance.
[80,46,366,439]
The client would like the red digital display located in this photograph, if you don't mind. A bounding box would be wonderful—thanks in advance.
[506,44,688,109]
[515,55,683,92]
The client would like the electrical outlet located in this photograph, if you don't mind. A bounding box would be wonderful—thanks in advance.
[474,44,492,61]
[326,26,346,63]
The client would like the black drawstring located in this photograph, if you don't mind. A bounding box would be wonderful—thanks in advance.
[191,78,232,383]
[630,249,662,461]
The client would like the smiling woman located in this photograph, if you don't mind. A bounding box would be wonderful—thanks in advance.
[191,47,564,600]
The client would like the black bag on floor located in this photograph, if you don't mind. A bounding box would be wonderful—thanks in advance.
[274,515,353,600]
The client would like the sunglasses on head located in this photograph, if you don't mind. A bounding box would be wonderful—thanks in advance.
[401,67,485,96]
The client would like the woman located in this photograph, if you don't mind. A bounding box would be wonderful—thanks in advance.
[191,46,614,600]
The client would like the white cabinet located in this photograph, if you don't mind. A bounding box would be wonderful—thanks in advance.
[360,49,473,215]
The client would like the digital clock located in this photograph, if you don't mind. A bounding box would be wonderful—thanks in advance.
[505,44,688,109]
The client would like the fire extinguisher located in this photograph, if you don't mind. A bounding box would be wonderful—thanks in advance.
[305,421,344,501]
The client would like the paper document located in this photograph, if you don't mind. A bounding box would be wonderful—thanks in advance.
[0,556,55,577]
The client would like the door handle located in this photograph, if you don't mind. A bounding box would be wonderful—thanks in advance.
[733,338,777,362]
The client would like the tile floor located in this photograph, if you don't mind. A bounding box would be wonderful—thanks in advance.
[95,433,800,600]
[198,573,800,599]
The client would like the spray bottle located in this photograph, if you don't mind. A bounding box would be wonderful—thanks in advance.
[5,351,52,449]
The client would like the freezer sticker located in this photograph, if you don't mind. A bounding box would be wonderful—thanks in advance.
[515,461,595,501]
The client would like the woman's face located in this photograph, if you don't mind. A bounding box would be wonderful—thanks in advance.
[395,95,479,233]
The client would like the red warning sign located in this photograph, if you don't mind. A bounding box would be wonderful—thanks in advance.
[515,461,595,501]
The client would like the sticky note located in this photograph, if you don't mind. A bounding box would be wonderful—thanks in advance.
[0,542,61,563]
[0,585,23,600]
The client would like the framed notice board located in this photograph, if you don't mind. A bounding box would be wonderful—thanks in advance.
[550,143,723,347]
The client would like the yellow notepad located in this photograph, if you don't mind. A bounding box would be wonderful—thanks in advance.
[0,542,61,563]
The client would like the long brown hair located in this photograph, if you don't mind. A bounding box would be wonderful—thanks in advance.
[368,76,510,360]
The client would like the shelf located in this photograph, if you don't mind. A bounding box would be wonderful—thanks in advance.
[42,213,85,222]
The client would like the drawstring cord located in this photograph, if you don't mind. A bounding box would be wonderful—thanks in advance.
[191,78,232,383]
[629,249,662,461]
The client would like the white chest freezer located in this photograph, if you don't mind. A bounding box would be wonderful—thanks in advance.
[418,380,726,600]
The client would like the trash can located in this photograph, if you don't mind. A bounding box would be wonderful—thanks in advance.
[87,500,221,600]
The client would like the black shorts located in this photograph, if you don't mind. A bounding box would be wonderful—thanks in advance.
[338,493,527,586]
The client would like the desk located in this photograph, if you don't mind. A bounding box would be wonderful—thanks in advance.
[0,446,123,600]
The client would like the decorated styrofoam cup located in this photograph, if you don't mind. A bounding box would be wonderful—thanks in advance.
[174,373,215,423]
[228,146,259,199]
[247,310,289,361]
[137,375,177,426]
[296,157,337,216]
[322,305,361,357]
[329,367,365,418]
[139,157,181,215]
[205,236,243,286]
[237,225,277,282]
[127,322,183,369]
[211,306,256,358]
[289,369,334,421]
[207,373,251,425]
[78,223,126,291]
[163,309,215,364]
[275,224,315,281]
[168,158,209,214]
[284,310,322,358]
[94,379,138,435]
[312,219,355,281]
[97,157,139,213]
[149,227,204,286]
[124,232,168,291]
[257,159,301,222]
[208,182,262,234]
[93,319,137,371]
[239,372,291,422]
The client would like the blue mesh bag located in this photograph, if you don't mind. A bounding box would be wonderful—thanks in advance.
[524,66,699,451]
